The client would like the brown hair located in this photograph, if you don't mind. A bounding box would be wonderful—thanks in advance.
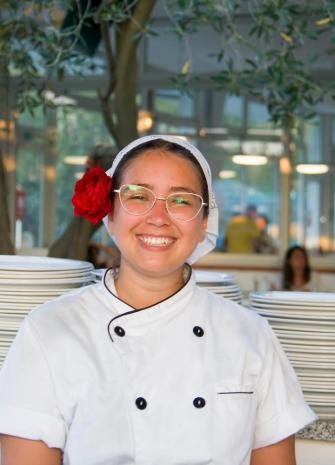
[282,245,311,290]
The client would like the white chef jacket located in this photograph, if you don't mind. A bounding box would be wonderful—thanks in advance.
[0,269,317,465]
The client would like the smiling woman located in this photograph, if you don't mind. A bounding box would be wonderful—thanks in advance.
[0,135,317,465]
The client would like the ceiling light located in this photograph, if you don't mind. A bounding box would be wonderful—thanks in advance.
[137,110,154,133]
[296,163,329,174]
[64,156,87,165]
[232,155,268,166]
[44,91,76,106]
[247,128,282,136]
[280,157,292,175]
[219,170,236,179]
[200,127,228,135]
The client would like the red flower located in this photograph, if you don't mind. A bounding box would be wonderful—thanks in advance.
[72,167,113,224]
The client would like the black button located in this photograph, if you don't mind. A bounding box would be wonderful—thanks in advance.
[135,397,147,410]
[114,326,125,337]
[193,397,206,408]
[193,326,204,337]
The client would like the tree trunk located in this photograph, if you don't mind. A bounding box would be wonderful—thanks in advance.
[0,59,15,255]
[48,217,101,260]
[279,127,293,256]
[0,150,15,254]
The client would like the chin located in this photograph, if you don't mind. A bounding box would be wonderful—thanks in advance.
[137,258,186,277]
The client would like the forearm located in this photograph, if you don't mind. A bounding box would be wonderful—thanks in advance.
[250,435,296,465]
[0,435,62,465]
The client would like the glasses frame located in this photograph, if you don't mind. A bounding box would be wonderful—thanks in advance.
[113,184,208,222]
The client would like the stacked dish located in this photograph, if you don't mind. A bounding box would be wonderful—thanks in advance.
[249,291,335,420]
[194,269,243,304]
[0,255,94,367]
[93,268,242,304]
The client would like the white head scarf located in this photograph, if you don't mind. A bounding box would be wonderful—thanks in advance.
[103,134,218,264]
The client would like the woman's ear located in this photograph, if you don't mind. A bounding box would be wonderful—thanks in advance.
[107,211,114,235]
[200,215,208,242]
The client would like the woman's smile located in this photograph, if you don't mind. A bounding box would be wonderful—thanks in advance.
[137,234,176,248]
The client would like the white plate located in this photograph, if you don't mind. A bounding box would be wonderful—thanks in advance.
[249,301,335,312]
[279,334,335,345]
[300,382,335,391]
[304,392,335,402]
[0,295,54,304]
[0,255,93,272]
[0,287,75,295]
[310,406,335,419]
[200,285,239,290]
[212,292,241,297]
[0,301,42,309]
[281,343,335,353]
[250,291,335,306]
[290,359,335,368]
[265,316,335,329]
[0,274,93,285]
[285,351,335,362]
[295,366,335,376]
[254,309,335,321]
[274,329,335,341]
[194,270,235,283]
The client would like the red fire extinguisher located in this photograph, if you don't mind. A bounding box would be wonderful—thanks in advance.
[15,188,27,219]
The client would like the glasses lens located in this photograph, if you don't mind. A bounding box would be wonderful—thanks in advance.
[119,185,155,215]
[167,193,203,221]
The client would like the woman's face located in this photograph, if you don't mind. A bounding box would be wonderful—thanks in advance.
[108,149,208,280]
[289,248,306,271]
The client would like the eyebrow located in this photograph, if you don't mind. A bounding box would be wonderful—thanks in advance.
[130,183,198,194]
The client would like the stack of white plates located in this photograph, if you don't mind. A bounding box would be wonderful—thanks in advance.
[0,255,94,367]
[93,268,242,304]
[194,270,243,304]
[249,291,335,420]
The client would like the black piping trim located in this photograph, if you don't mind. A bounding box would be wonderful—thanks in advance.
[105,264,192,342]
[217,391,254,395]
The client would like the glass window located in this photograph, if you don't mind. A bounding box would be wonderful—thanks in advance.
[247,101,273,129]
[199,139,280,253]
[222,95,243,127]
[290,115,334,254]
[16,140,43,248]
[291,170,334,254]
[154,89,194,117]
[304,117,321,162]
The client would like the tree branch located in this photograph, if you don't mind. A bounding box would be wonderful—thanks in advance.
[117,0,156,77]
[98,20,119,144]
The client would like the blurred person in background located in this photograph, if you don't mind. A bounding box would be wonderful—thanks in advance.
[224,204,261,253]
[254,214,278,254]
[282,245,318,291]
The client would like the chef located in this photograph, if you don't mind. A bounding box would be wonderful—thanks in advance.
[0,135,317,465]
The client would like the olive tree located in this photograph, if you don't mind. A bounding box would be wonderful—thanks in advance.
[1,0,334,258]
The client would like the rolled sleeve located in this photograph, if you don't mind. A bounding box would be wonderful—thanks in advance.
[0,319,67,449]
[253,320,318,449]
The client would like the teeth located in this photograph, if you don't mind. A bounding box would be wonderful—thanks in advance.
[140,236,173,246]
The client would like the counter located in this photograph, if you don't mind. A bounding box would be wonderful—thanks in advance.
[298,419,335,441]
[297,420,335,464]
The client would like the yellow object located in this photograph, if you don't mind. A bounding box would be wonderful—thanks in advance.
[225,215,261,253]
[316,17,332,26]
[280,32,293,43]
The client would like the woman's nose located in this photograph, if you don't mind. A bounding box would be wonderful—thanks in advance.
[146,199,171,226]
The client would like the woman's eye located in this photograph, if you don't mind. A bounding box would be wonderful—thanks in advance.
[172,196,191,206]
[129,194,147,201]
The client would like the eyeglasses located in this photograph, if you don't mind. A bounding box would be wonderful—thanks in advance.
[113,184,207,221]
